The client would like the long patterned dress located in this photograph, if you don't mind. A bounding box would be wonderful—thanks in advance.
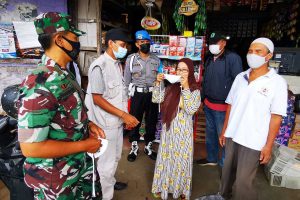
[151,84,201,200]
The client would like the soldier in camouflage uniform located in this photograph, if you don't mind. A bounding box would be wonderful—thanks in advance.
[17,12,105,200]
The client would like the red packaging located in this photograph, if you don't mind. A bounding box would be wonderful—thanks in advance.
[178,37,187,47]
[169,46,177,56]
[176,47,185,56]
[169,36,178,46]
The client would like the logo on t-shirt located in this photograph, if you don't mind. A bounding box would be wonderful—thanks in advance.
[258,87,269,97]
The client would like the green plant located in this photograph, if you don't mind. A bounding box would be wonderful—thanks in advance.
[194,0,207,36]
[173,0,184,33]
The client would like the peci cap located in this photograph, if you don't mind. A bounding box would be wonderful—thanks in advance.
[251,37,274,53]
[209,31,228,44]
[105,28,132,44]
[34,12,85,36]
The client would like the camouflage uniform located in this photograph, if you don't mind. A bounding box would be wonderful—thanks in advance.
[34,12,85,36]
[17,12,99,200]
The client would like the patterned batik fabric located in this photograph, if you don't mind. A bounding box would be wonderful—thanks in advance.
[152,88,201,200]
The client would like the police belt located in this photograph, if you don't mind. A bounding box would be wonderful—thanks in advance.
[135,86,154,93]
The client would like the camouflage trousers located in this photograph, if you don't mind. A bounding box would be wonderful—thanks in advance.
[26,155,101,200]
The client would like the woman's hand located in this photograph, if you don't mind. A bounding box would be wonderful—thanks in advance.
[155,73,164,86]
[180,73,189,89]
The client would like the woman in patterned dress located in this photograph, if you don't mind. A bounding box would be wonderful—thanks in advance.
[151,58,201,200]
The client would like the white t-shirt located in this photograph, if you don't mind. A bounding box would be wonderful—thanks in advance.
[225,68,287,151]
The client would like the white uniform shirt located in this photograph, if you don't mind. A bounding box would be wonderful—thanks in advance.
[85,52,128,129]
[225,68,287,151]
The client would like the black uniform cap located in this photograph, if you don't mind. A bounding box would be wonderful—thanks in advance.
[105,28,132,44]
[209,31,228,44]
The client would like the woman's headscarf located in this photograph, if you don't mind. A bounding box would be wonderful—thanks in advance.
[161,58,200,130]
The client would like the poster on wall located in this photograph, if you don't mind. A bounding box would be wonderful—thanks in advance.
[0,0,68,23]
[0,0,67,57]
[13,21,40,49]
[0,23,16,58]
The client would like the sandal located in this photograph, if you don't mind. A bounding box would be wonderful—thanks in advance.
[153,193,161,199]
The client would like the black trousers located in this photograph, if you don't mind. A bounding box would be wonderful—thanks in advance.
[129,91,158,145]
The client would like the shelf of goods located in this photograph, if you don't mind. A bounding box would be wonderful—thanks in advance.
[150,35,205,83]
[150,35,205,62]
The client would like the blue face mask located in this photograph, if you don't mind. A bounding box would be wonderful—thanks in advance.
[113,42,127,59]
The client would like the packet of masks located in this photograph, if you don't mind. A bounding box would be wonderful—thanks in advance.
[87,138,109,158]
[164,74,181,84]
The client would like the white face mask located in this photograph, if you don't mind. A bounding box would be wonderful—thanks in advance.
[88,138,108,158]
[164,74,181,84]
[209,44,221,55]
[246,54,268,69]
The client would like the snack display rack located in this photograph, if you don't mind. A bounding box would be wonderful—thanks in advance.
[150,35,205,61]
[150,34,206,83]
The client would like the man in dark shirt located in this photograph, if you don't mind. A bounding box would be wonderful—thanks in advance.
[197,32,243,167]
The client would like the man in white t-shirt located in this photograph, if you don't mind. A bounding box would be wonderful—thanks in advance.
[215,38,288,200]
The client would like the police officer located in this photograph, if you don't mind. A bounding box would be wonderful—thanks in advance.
[85,28,139,200]
[17,12,105,199]
[124,30,160,162]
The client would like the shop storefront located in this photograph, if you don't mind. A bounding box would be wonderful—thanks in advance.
[0,0,300,196]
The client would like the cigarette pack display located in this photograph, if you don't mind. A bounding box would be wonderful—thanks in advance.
[169,36,178,47]
[185,47,195,57]
[178,37,187,47]
[160,44,169,56]
[194,48,202,57]
[176,47,185,56]
[195,37,204,47]
[169,46,177,56]
[152,43,161,54]
[186,37,196,47]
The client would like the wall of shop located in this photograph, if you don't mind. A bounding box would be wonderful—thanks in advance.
[0,0,69,112]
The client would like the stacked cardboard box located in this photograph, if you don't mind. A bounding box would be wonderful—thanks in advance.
[264,143,300,189]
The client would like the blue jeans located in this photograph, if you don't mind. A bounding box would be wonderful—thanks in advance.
[204,105,226,166]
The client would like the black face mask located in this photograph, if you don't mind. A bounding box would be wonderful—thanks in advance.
[140,43,150,54]
[55,36,80,61]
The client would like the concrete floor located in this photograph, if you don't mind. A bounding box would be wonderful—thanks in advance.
[113,136,300,200]
[1,136,299,200]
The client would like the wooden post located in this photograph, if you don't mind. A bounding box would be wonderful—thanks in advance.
[96,0,102,56]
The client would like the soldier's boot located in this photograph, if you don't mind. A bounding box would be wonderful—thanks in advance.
[127,141,139,162]
[144,141,157,160]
